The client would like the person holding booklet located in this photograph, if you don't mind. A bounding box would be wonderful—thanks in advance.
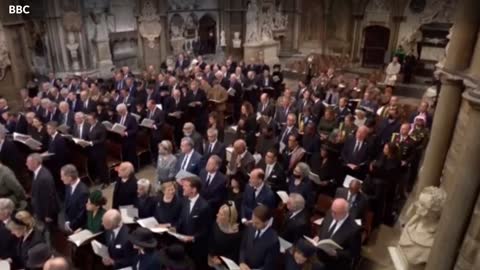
[239,205,280,270]
[61,164,89,233]
[314,198,361,270]
[112,162,138,210]
[115,103,139,170]
[100,209,135,269]
[279,193,309,244]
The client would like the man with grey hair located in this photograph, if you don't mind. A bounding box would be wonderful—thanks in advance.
[26,153,59,237]
[0,198,17,259]
[58,101,74,131]
[228,72,243,122]
[135,178,156,218]
[203,127,226,169]
[199,155,227,212]
[116,103,139,170]
[185,79,208,134]
[175,137,202,175]
[314,198,361,269]
[60,164,89,232]
[101,209,135,268]
[228,139,255,176]
[72,111,89,139]
[279,193,309,243]
[182,122,203,153]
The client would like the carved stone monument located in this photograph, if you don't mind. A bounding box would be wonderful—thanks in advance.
[0,23,11,81]
[220,30,226,47]
[139,0,162,48]
[244,0,287,66]
[389,186,447,270]
[232,32,242,48]
[63,12,82,71]
[66,32,80,71]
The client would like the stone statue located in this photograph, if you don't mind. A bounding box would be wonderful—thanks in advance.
[245,0,260,43]
[220,30,226,47]
[0,23,10,81]
[261,5,274,41]
[232,32,242,48]
[66,32,80,70]
[273,3,288,30]
[139,0,162,48]
[397,186,447,266]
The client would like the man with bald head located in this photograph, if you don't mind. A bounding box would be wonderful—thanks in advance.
[228,139,255,177]
[241,168,276,223]
[315,198,361,270]
[43,257,70,270]
[341,125,372,179]
[101,209,135,268]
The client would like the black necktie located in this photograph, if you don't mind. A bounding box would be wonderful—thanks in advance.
[254,230,261,241]
[208,144,213,154]
[206,174,212,187]
[328,221,337,237]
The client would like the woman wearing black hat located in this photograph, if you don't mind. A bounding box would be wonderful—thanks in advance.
[128,228,162,270]
[159,244,195,270]
[284,239,324,270]
[7,211,45,270]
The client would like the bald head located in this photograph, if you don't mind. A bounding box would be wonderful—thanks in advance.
[43,257,70,270]
[400,123,410,136]
[233,139,247,154]
[331,198,349,221]
[102,209,122,230]
[356,126,369,141]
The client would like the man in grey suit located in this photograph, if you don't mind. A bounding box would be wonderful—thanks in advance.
[174,137,203,175]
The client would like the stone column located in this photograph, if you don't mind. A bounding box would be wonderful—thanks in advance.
[425,88,480,270]
[411,0,480,197]
[350,14,363,62]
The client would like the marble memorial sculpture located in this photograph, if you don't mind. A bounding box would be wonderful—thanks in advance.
[139,0,162,48]
[233,32,242,48]
[170,23,186,55]
[220,30,226,47]
[389,186,447,270]
[63,12,82,71]
[246,0,260,43]
[260,5,274,41]
[0,23,10,81]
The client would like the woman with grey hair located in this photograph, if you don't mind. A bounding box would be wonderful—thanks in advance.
[156,140,177,183]
[288,162,314,206]
[0,198,16,260]
[135,178,156,218]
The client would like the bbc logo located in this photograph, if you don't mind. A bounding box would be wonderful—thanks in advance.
[9,5,30,14]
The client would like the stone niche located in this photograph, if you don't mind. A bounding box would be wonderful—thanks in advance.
[109,0,139,69]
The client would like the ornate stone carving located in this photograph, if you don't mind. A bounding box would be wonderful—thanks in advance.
[0,23,11,80]
[169,0,197,10]
[395,186,447,267]
[62,12,83,32]
[170,14,186,54]
[66,32,80,70]
[245,0,260,43]
[139,0,162,48]
[220,30,226,47]
[232,32,242,48]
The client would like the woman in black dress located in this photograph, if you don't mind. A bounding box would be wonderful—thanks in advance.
[154,181,183,226]
[29,116,49,150]
[313,143,340,197]
[237,101,257,153]
[288,163,314,207]
[208,202,242,269]
[112,162,138,209]
[227,174,246,220]
[366,142,402,225]
[135,178,156,219]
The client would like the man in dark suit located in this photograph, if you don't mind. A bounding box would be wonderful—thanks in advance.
[116,103,139,170]
[72,112,90,140]
[46,103,61,123]
[279,193,309,243]
[202,128,226,169]
[167,89,186,145]
[376,107,401,150]
[335,179,368,220]
[101,209,135,269]
[79,90,97,114]
[125,77,138,99]
[175,177,211,269]
[315,198,362,270]
[145,99,165,162]
[275,99,296,128]
[182,122,203,154]
[0,198,17,261]
[257,148,287,192]
[257,93,276,118]
[0,128,21,175]
[86,112,109,187]
[227,74,244,123]
[311,92,326,121]
[199,155,227,212]
[279,113,299,147]
[174,137,203,175]
[26,153,59,229]
[175,53,190,70]
[185,80,208,134]
[341,126,372,179]
[239,205,280,270]
[120,88,136,112]
[60,164,89,232]
[58,101,74,133]
[46,121,70,192]
[241,168,277,223]
[67,92,82,113]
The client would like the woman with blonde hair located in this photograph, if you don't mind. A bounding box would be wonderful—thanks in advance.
[8,211,45,269]
[207,201,242,269]
[156,140,177,183]
[153,180,182,227]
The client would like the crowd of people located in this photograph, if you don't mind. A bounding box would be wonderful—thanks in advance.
[0,52,433,270]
